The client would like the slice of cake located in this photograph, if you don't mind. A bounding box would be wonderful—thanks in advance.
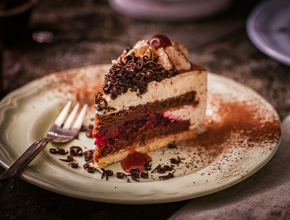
[93,34,207,166]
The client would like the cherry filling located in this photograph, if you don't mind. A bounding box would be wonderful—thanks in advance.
[121,151,152,173]
[93,113,185,158]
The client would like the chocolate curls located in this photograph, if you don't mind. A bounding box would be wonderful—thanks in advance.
[49,148,68,155]
[101,168,114,181]
[95,53,178,109]
[70,146,83,156]
[83,149,94,162]
[159,172,174,180]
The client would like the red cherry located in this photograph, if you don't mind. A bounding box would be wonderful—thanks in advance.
[148,34,172,49]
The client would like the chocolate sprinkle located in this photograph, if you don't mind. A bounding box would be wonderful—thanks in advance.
[141,172,148,178]
[131,176,140,182]
[130,168,140,173]
[95,92,108,111]
[83,162,90,169]
[116,172,127,179]
[86,159,94,164]
[130,168,140,177]
[101,168,106,179]
[151,164,161,173]
[70,163,78,168]
[157,166,166,174]
[59,155,74,162]
[144,166,152,171]
[87,167,95,173]
[144,160,152,171]
[170,156,181,164]
[129,168,140,182]
[106,170,113,176]
[159,172,174,180]
[49,148,58,154]
[69,146,83,156]
[83,149,94,162]
[101,168,113,181]
[164,165,174,171]
[49,148,68,155]
[58,149,68,155]
[168,141,176,149]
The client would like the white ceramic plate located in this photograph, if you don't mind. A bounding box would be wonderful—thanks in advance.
[108,0,233,21]
[0,65,281,204]
[247,0,290,66]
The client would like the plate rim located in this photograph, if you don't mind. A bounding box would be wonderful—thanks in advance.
[0,65,282,204]
[246,0,290,66]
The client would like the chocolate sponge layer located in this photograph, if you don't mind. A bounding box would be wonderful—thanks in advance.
[94,90,198,132]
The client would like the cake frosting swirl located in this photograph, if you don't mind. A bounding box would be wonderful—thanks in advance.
[113,35,191,71]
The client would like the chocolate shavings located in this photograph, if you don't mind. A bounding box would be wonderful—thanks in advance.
[141,172,148,178]
[83,149,94,162]
[159,172,174,180]
[168,141,176,149]
[144,160,152,171]
[70,163,78,168]
[59,155,74,162]
[95,54,178,110]
[151,164,161,173]
[101,168,114,181]
[49,148,68,155]
[70,146,83,156]
[129,168,140,182]
[170,156,181,164]
[116,172,127,179]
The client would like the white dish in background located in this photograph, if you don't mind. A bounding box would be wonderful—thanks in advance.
[0,65,281,204]
[247,0,290,66]
[108,0,233,21]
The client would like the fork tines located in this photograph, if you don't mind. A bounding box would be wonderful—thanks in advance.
[54,101,88,130]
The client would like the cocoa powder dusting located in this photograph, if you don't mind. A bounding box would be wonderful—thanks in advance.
[184,95,281,158]
[46,66,106,108]
[65,83,103,107]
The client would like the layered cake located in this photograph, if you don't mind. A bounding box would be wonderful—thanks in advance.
[93,34,207,166]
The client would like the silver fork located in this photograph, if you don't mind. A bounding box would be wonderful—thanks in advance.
[0,101,88,181]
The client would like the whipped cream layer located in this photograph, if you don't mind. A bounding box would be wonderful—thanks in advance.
[164,103,206,130]
[96,69,207,114]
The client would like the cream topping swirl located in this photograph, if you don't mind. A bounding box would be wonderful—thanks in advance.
[112,40,191,71]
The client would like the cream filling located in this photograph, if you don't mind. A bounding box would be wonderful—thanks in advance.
[96,70,207,114]
[164,101,206,130]
[164,46,190,71]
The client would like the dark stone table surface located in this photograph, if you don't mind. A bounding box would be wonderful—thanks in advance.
[0,0,289,219]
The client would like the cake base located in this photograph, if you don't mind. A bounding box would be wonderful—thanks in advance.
[94,128,199,166]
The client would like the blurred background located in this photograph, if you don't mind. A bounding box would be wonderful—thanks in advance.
[0,0,289,115]
[1,1,290,219]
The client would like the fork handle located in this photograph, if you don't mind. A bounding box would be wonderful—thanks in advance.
[0,138,52,181]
